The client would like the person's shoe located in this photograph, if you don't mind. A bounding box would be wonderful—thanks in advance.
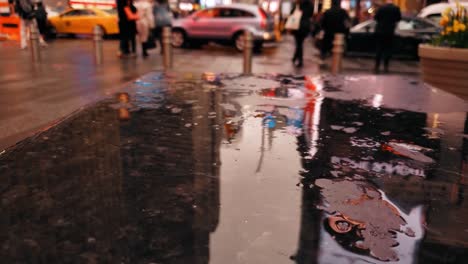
[118,53,131,59]
[294,61,303,68]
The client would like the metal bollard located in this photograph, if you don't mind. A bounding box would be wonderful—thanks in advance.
[93,25,103,65]
[29,23,40,62]
[331,33,345,75]
[162,27,173,69]
[243,31,253,75]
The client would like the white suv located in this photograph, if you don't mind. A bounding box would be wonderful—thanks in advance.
[171,4,275,51]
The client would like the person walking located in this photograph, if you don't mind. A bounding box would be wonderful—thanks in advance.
[134,0,155,57]
[290,0,313,68]
[374,0,401,73]
[117,0,138,58]
[14,0,46,49]
[33,0,47,43]
[320,0,350,60]
[153,0,172,53]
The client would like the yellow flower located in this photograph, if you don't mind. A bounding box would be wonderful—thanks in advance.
[446,26,453,32]
[444,7,452,16]
[460,24,467,31]
[440,16,449,26]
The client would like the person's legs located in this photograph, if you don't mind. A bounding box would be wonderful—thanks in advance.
[32,20,47,46]
[375,34,384,72]
[156,27,163,54]
[383,35,394,72]
[130,35,136,54]
[296,32,306,67]
[321,33,333,60]
[293,32,300,62]
[119,22,130,55]
[20,19,28,49]
[142,42,148,57]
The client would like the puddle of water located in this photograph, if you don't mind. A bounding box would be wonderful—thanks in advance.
[0,72,468,263]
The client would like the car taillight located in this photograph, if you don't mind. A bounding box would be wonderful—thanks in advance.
[259,8,267,29]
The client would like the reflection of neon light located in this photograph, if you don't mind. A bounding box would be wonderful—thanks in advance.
[372,94,383,108]
[309,96,323,158]
[331,156,427,177]
[305,76,323,158]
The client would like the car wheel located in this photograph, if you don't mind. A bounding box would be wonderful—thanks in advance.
[234,32,245,52]
[172,29,186,48]
[47,25,57,39]
[253,42,263,53]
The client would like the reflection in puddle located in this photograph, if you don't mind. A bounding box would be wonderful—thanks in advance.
[1,72,468,263]
[315,178,419,262]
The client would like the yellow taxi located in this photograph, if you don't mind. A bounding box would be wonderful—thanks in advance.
[48,8,119,36]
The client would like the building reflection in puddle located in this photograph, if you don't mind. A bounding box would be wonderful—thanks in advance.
[0,74,223,263]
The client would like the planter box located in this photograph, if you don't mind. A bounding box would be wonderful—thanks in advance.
[419,44,468,99]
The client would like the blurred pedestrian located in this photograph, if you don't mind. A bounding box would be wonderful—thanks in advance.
[117,0,138,58]
[134,0,155,57]
[33,1,48,43]
[14,0,46,49]
[153,0,172,54]
[290,0,313,68]
[320,0,350,60]
[374,0,401,73]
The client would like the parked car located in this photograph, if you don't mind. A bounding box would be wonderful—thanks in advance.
[171,4,275,51]
[48,8,118,37]
[346,16,440,58]
[418,2,468,24]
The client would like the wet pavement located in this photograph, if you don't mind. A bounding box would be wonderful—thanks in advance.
[0,37,419,150]
[1,71,467,264]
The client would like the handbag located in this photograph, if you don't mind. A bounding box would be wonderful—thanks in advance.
[145,32,157,50]
[285,7,302,31]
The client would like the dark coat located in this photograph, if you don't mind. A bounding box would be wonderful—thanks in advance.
[290,0,313,34]
[117,0,137,36]
[321,5,350,36]
[374,4,402,35]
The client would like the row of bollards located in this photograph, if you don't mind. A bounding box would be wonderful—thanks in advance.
[29,25,343,75]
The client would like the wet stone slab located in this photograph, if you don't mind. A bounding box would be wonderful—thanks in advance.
[1,72,468,264]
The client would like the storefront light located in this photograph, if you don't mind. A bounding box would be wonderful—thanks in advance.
[269,2,279,13]
[341,1,350,10]
[179,3,193,11]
